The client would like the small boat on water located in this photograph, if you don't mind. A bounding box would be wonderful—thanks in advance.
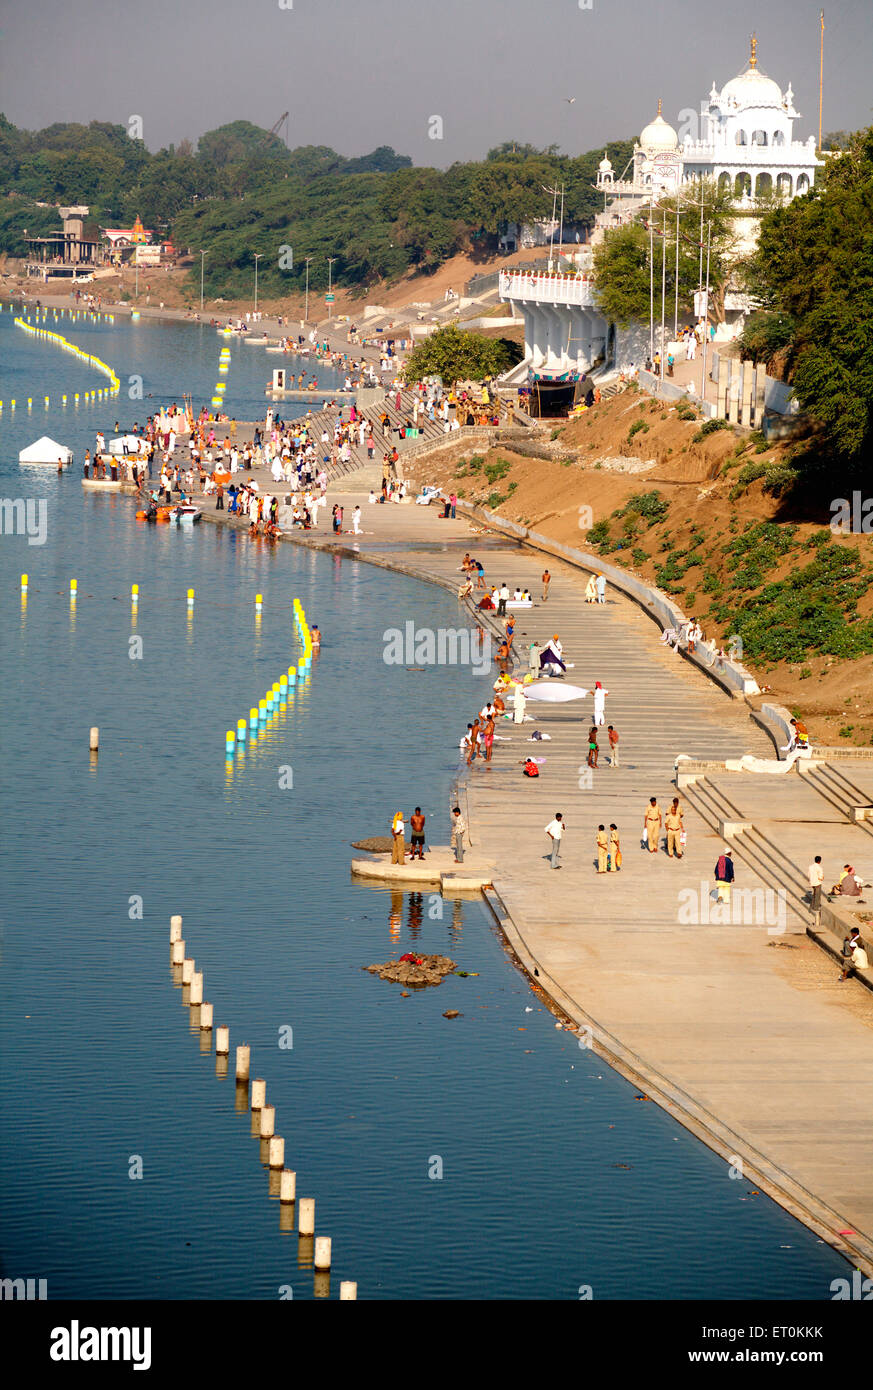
[169,504,201,526]
[244,336,269,345]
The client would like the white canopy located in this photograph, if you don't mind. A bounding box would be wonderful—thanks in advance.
[524,682,590,703]
[108,434,146,455]
[19,435,73,465]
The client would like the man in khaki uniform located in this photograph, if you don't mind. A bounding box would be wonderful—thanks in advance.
[596,824,609,873]
[665,798,684,859]
[644,797,662,854]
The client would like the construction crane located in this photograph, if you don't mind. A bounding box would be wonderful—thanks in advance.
[261,112,289,150]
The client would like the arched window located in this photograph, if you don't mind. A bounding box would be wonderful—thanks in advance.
[772,130,785,147]
[735,129,747,146]
[755,172,773,197]
[796,173,810,194]
[776,171,792,196]
[718,171,732,195]
[751,129,768,146]
[735,171,752,197]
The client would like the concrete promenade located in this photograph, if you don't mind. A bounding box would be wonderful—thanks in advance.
[137,440,873,1274]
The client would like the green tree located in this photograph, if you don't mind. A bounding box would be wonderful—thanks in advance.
[403,323,522,384]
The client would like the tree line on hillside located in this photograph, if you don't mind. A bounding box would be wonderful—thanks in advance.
[0,113,633,292]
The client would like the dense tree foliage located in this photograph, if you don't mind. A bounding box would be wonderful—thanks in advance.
[0,113,633,296]
[740,127,873,463]
[403,323,522,383]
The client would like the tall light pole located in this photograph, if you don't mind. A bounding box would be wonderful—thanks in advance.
[253,252,263,314]
[327,257,336,319]
[199,249,206,313]
[304,256,313,323]
[673,201,685,337]
[660,202,667,382]
[700,219,712,402]
[648,206,655,366]
[543,184,559,270]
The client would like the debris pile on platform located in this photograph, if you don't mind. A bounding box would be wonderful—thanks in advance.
[366,953,457,988]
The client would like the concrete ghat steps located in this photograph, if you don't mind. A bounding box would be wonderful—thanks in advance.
[800,762,873,836]
[681,780,810,924]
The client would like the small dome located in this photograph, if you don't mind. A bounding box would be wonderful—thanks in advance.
[639,101,678,153]
[599,153,613,172]
[721,65,784,109]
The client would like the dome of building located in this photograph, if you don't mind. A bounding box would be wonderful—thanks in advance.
[598,153,613,172]
[639,100,678,153]
[721,65,784,109]
[719,36,783,109]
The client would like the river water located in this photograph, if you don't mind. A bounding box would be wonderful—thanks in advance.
[0,306,850,1300]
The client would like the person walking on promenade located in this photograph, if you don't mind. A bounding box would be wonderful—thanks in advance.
[467,717,482,765]
[808,855,824,915]
[839,926,867,982]
[451,807,467,862]
[542,569,551,601]
[607,724,620,767]
[391,810,405,865]
[665,798,684,859]
[644,797,662,853]
[513,683,527,724]
[497,583,509,617]
[595,573,607,604]
[450,492,457,519]
[714,847,735,904]
[545,813,565,869]
[585,574,597,603]
[596,824,609,873]
[608,824,621,872]
[409,807,426,860]
[483,715,495,764]
[587,726,599,769]
[352,505,362,535]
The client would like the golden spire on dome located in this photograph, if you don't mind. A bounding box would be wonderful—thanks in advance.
[749,32,758,69]
[657,98,662,116]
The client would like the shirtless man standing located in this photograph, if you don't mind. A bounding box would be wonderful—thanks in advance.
[409,807,426,860]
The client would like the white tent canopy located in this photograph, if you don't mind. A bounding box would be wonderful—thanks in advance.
[108,434,146,456]
[524,682,590,702]
[19,436,73,465]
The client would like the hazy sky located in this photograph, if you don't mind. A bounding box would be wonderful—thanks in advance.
[1,0,869,164]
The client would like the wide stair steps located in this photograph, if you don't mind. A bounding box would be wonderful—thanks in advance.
[682,776,811,926]
[799,762,873,837]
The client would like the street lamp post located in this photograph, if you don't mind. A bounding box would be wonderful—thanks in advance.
[253,253,263,314]
[648,207,655,366]
[700,219,713,402]
[660,203,667,383]
[327,257,336,319]
[199,250,207,313]
[304,256,313,323]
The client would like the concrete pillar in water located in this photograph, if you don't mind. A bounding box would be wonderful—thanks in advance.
[170,915,182,942]
[259,1104,275,1138]
[280,1169,296,1203]
[298,1198,315,1236]
[171,940,185,966]
[236,1045,250,1081]
[215,1026,229,1055]
[189,971,203,1005]
[200,1002,213,1029]
[268,1136,284,1168]
[181,956,194,983]
[339,1282,357,1301]
[251,1078,266,1110]
[89,727,99,751]
[314,1237,331,1271]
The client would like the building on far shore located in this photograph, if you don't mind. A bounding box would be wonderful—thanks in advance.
[24,206,100,280]
[499,36,823,398]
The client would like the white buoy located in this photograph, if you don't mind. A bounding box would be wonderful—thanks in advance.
[89,727,99,751]
[280,1169,296,1203]
[298,1198,315,1236]
[251,1078,266,1110]
[171,940,185,966]
[170,915,182,941]
[189,971,203,1005]
[200,1002,214,1029]
[268,1136,284,1168]
[236,1045,250,1080]
[259,1104,275,1138]
[216,1026,230,1055]
[339,1282,357,1300]
[181,956,194,982]
[314,1237,331,1272]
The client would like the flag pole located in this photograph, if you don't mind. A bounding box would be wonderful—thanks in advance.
[818,10,825,150]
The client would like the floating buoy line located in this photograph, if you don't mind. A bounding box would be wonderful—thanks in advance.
[5,315,121,413]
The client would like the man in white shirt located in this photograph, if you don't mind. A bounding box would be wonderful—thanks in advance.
[497,583,510,616]
[808,856,824,914]
[545,813,565,869]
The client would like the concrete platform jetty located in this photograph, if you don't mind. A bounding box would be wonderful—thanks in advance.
[351,845,493,891]
[114,392,873,1273]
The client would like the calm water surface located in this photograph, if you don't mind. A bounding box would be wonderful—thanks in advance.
[0,310,850,1299]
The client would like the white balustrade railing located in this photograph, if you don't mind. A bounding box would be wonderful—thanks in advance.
[498,270,597,307]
